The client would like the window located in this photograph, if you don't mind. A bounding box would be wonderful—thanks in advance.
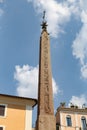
[0,105,5,116]
[81,117,86,130]
[0,127,3,130]
[66,116,72,126]
[56,123,59,130]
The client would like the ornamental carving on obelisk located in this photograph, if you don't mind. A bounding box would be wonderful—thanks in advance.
[36,11,56,130]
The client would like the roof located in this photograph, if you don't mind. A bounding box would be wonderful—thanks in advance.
[56,106,87,115]
[0,93,37,107]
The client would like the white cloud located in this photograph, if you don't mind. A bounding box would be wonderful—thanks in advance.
[81,64,87,79]
[72,1,87,79]
[0,0,4,3]
[27,0,76,37]
[69,95,87,108]
[0,0,4,17]
[52,78,58,95]
[79,0,87,11]
[27,0,87,80]
[67,0,76,3]
[14,65,38,98]
[14,65,59,98]
[72,23,87,65]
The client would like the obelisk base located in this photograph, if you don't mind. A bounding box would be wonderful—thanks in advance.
[36,115,56,130]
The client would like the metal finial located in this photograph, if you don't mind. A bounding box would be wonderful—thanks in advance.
[43,11,46,22]
[41,11,47,31]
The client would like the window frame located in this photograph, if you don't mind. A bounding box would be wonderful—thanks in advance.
[0,104,7,118]
[0,125,5,130]
[66,115,72,127]
[81,116,87,130]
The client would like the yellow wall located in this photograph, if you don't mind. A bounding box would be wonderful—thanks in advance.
[0,103,25,130]
[0,94,37,130]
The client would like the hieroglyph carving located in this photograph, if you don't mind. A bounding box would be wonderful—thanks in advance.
[43,34,51,114]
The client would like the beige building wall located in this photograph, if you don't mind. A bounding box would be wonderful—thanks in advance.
[32,128,36,130]
[56,107,87,130]
[25,105,32,130]
[60,112,78,130]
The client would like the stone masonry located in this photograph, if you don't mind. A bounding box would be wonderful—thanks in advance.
[36,13,56,130]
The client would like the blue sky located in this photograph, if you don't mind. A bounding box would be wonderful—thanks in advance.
[0,0,87,125]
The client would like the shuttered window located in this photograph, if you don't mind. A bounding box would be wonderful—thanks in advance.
[0,105,5,116]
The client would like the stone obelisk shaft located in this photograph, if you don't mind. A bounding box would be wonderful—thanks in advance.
[36,15,56,130]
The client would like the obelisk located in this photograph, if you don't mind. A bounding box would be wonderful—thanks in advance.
[36,11,56,130]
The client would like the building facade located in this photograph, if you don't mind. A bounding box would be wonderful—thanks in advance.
[56,104,87,130]
[0,94,37,130]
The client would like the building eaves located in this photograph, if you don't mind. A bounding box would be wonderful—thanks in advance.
[0,93,37,107]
